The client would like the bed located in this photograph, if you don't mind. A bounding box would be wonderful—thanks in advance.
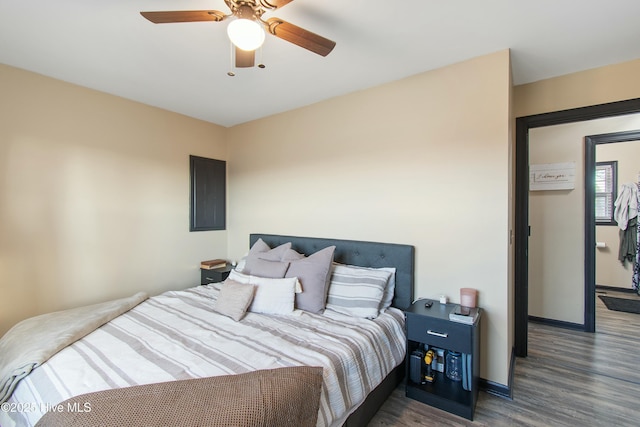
[0,234,414,427]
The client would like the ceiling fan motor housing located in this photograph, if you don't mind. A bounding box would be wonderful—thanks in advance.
[228,1,264,20]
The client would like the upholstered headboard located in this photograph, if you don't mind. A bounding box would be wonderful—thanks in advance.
[249,234,415,310]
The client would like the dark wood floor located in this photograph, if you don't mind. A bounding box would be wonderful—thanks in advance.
[369,289,640,426]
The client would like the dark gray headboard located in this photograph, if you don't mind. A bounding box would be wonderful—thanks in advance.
[250,234,415,310]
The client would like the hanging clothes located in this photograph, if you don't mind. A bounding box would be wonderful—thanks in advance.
[614,182,638,230]
[619,216,637,264]
[633,182,640,293]
[614,181,640,292]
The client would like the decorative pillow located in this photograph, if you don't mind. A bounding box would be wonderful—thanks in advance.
[283,246,336,313]
[212,280,256,321]
[246,238,271,255]
[282,248,305,261]
[243,258,290,278]
[333,264,397,313]
[230,269,302,294]
[246,239,291,262]
[228,269,252,284]
[326,264,391,319]
[248,276,298,315]
[235,257,247,272]
[378,267,396,312]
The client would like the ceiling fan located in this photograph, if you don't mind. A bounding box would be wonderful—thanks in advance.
[140,0,336,72]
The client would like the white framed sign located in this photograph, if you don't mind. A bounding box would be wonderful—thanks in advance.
[530,162,575,191]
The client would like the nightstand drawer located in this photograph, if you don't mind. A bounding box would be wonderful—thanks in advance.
[201,267,232,285]
[406,313,471,353]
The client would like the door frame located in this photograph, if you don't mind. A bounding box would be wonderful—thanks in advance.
[586,129,640,325]
[514,98,640,357]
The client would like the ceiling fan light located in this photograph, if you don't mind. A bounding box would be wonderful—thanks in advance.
[227,19,265,51]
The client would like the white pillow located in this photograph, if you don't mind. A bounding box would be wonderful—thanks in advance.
[229,270,297,315]
[235,256,247,272]
[229,269,302,293]
[326,264,391,319]
[228,269,252,284]
[249,276,298,315]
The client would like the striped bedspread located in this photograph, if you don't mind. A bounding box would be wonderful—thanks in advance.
[1,284,406,427]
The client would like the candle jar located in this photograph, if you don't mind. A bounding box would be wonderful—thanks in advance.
[460,288,477,308]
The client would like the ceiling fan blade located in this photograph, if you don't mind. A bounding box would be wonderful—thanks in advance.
[261,0,296,9]
[140,10,226,24]
[266,18,335,57]
[235,47,255,68]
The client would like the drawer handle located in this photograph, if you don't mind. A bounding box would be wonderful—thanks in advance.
[427,329,448,338]
[205,277,216,281]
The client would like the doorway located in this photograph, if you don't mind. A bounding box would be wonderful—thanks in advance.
[514,98,640,357]
[588,131,640,311]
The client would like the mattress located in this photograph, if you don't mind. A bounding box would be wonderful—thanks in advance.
[1,283,406,427]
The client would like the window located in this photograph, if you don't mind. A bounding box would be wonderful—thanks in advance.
[190,155,226,231]
[595,161,617,225]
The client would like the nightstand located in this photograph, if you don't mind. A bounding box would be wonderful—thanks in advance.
[404,299,481,420]
[200,266,233,285]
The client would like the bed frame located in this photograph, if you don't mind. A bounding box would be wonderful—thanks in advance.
[250,234,415,427]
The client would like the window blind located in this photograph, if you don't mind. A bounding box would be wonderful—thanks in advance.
[595,161,616,224]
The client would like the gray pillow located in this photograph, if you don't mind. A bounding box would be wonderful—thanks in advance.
[282,248,305,261]
[212,280,256,321]
[241,239,292,276]
[284,246,336,313]
[247,238,271,255]
[247,238,291,261]
[243,258,290,278]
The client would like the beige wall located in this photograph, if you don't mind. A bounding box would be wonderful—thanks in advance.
[596,140,640,289]
[3,46,638,391]
[0,64,228,336]
[515,57,640,324]
[528,115,640,323]
[514,58,640,117]
[4,50,639,391]
[227,50,513,386]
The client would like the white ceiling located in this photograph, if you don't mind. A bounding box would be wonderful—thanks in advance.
[1,0,640,127]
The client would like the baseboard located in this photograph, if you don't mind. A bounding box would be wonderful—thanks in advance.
[528,315,583,330]
[480,379,512,400]
[596,284,636,293]
[478,347,514,400]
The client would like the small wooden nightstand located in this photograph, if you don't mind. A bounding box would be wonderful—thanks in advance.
[200,266,233,285]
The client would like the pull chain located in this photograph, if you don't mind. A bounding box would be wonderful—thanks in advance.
[227,40,236,76]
